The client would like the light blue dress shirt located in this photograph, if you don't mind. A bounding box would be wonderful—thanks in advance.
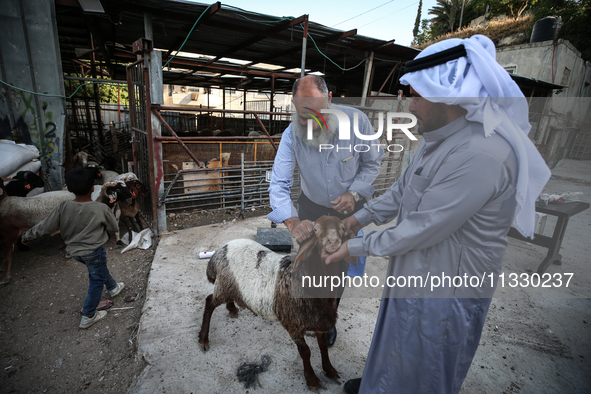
[267,104,384,224]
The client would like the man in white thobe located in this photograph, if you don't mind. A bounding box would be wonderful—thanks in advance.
[325,35,551,394]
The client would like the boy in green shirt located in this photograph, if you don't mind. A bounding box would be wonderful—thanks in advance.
[23,168,124,328]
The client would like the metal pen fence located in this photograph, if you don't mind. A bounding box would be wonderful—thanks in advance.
[160,154,302,214]
[149,105,407,231]
[159,146,402,219]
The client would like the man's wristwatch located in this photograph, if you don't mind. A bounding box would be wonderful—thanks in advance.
[348,190,361,202]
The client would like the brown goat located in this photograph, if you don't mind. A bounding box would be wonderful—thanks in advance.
[119,179,149,241]
[198,216,351,389]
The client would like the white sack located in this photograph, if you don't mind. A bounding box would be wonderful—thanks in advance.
[121,228,154,253]
[0,141,40,177]
[6,160,42,179]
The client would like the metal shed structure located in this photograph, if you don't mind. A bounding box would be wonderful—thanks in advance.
[55,0,420,95]
[49,0,422,233]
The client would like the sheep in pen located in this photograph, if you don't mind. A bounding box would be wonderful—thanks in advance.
[179,153,235,210]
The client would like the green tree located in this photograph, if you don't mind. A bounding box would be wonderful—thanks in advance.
[413,0,424,39]
[466,0,532,19]
[428,0,463,34]
[457,0,484,29]
[64,76,129,106]
[412,19,436,46]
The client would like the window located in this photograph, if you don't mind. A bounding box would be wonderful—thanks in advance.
[504,66,516,74]
[561,68,571,86]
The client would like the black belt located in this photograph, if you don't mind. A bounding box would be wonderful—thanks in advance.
[297,192,366,222]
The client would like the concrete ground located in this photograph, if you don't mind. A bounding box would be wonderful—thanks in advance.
[129,159,591,394]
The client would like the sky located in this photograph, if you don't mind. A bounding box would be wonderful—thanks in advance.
[212,0,439,47]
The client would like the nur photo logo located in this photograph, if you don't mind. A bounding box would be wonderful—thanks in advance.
[305,108,419,153]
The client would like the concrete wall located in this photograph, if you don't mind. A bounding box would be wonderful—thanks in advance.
[0,0,66,189]
[100,103,131,126]
[496,39,591,166]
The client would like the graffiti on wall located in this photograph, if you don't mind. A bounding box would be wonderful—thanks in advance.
[0,89,63,185]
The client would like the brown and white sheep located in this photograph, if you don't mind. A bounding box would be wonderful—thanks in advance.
[73,151,98,167]
[198,215,351,389]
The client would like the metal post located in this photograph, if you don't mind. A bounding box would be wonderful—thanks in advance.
[126,65,138,170]
[459,0,466,30]
[89,34,104,150]
[145,67,159,233]
[243,89,247,135]
[270,75,275,134]
[300,16,309,77]
[222,87,226,130]
[361,51,374,107]
[241,152,245,216]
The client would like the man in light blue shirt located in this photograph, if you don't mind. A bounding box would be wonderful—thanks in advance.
[268,75,383,346]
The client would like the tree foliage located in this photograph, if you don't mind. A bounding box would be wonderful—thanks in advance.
[412,19,436,46]
[428,0,463,35]
[427,0,537,35]
[413,0,423,39]
[64,76,129,105]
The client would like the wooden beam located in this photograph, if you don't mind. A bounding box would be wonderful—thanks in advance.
[113,50,299,79]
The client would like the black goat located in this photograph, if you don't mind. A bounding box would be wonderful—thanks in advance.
[5,171,44,197]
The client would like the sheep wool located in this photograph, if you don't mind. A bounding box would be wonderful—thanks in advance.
[214,239,280,321]
[0,190,75,225]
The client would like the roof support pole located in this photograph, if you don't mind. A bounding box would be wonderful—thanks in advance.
[144,12,166,233]
[243,89,247,135]
[300,15,309,77]
[361,51,374,107]
[89,33,105,149]
[270,75,275,134]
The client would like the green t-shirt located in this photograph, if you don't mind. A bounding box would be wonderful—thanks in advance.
[23,200,119,256]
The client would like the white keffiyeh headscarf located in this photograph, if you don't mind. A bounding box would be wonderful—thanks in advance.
[400,34,550,239]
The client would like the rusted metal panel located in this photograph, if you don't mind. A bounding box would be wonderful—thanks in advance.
[132,38,153,54]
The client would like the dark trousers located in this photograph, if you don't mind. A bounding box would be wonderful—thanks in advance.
[73,246,116,317]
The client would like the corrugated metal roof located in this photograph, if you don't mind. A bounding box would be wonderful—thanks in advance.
[510,74,567,91]
[55,0,420,95]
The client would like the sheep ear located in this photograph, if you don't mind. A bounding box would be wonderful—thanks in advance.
[292,237,317,272]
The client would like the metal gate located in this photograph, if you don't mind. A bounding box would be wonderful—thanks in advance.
[126,58,155,228]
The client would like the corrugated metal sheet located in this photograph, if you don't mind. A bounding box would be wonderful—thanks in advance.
[54,0,420,95]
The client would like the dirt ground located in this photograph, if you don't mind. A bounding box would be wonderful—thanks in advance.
[0,207,265,394]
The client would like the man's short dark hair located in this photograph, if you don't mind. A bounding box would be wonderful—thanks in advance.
[293,75,329,97]
[65,168,94,196]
